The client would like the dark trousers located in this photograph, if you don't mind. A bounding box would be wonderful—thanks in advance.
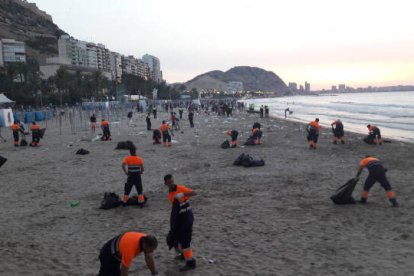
[32,133,40,144]
[99,237,121,276]
[124,174,143,196]
[307,128,319,144]
[13,132,19,142]
[231,131,238,142]
[103,127,111,139]
[364,165,392,191]
[176,211,194,249]
[163,133,171,143]
[189,118,194,128]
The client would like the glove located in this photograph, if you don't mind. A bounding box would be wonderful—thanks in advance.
[174,193,184,200]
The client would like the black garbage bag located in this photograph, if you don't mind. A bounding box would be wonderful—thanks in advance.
[330,178,358,204]
[20,139,28,147]
[99,192,123,210]
[253,122,261,129]
[115,140,136,150]
[233,153,246,165]
[39,128,46,139]
[167,200,180,250]
[233,153,265,167]
[363,135,375,144]
[221,140,230,149]
[244,136,256,146]
[76,148,90,155]
[0,155,7,168]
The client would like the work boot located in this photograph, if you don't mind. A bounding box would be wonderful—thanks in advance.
[390,198,399,207]
[180,259,196,271]
[359,197,367,204]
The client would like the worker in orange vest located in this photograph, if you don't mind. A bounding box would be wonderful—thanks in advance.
[100,119,112,141]
[121,147,146,206]
[164,174,197,271]
[355,156,398,207]
[10,120,21,147]
[30,122,41,147]
[98,232,158,276]
[227,130,238,148]
[307,118,320,149]
[160,121,173,147]
[366,124,382,145]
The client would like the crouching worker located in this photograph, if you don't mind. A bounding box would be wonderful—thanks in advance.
[164,174,197,271]
[101,119,112,141]
[331,119,345,144]
[30,122,41,147]
[355,156,398,207]
[98,232,158,276]
[227,130,238,148]
[307,118,320,149]
[153,129,161,144]
[160,121,173,147]
[122,147,146,206]
[365,124,382,145]
[252,127,262,145]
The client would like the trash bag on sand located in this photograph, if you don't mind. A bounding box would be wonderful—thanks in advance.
[115,141,136,150]
[233,153,265,167]
[99,192,122,210]
[124,195,148,207]
[221,140,230,149]
[330,178,358,204]
[244,136,256,146]
[39,128,46,139]
[0,155,7,168]
[76,148,90,155]
[20,139,28,147]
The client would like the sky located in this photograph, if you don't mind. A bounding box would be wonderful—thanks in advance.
[32,0,414,89]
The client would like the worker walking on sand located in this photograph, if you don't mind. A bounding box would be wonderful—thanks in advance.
[11,120,21,147]
[100,119,112,141]
[164,174,197,271]
[146,113,152,130]
[121,147,146,205]
[355,156,398,207]
[227,129,239,148]
[98,232,158,276]
[188,111,194,128]
[331,119,345,144]
[90,113,97,134]
[366,124,382,145]
[307,118,320,149]
[30,121,41,147]
[160,120,173,147]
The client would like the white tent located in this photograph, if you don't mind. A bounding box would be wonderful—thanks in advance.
[0,93,14,104]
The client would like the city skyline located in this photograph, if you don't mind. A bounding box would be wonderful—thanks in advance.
[31,0,414,90]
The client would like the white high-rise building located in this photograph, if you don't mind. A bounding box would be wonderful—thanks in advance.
[110,52,123,83]
[0,39,26,66]
[142,54,162,83]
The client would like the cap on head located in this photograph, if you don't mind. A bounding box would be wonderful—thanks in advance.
[367,124,371,128]
[164,174,173,182]
[162,120,166,124]
[315,118,319,122]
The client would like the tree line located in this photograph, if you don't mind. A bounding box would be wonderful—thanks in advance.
[0,60,183,107]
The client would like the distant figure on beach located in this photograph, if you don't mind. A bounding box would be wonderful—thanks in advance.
[30,121,41,147]
[98,232,158,276]
[364,124,382,145]
[179,107,184,119]
[100,119,112,141]
[11,120,21,147]
[160,120,173,147]
[164,174,197,271]
[122,147,146,205]
[152,107,157,119]
[188,111,194,128]
[355,156,398,207]
[331,119,345,144]
[153,129,161,144]
[227,129,239,148]
[171,112,178,130]
[284,108,290,119]
[264,105,269,118]
[90,114,97,134]
[260,105,264,118]
[307,118,320,149]
[127,111,133,125]
[146,113,152,130]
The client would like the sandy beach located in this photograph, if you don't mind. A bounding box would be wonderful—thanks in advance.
[0,109,413,276]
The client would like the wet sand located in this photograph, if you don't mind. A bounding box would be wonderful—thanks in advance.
[0,109,413,276]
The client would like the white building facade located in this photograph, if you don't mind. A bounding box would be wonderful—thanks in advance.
[0,39,27,66]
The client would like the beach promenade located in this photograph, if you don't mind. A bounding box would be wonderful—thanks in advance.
[0,109,413,276]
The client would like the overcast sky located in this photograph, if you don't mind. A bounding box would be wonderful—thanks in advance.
[32,0,414,89]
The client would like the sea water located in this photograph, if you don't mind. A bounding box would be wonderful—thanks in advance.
[246,91,414,142]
